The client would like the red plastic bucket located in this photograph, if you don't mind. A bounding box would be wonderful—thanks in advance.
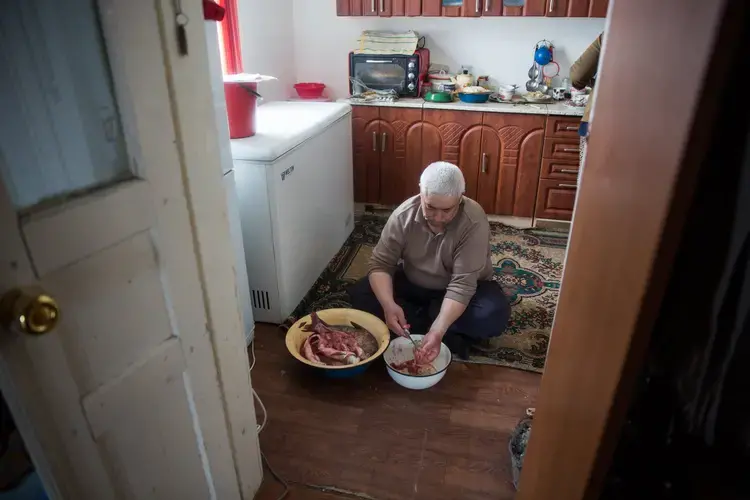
[224,81,261,139]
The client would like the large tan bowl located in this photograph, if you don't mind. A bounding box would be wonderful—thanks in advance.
[285,308,390,370]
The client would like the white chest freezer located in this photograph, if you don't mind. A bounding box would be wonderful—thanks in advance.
[231,101,354,323]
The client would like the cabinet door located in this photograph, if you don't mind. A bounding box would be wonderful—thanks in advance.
[337,0,352,15]
[378,0,393,16]
[502,0,546,16]
[589,0,608,17]
[535,179,576,220]
[422,110,484,201]
[422,0,443,16]
[352,107,381,203]
[361,0,379,16]
[545,0,569,16]
[379,108,424,206]
[349,0,364,15]
[483,0,503,16]
[392,0,422,15]
[481,113,545,216]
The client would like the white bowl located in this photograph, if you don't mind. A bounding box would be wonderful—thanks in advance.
[384,334,452,390]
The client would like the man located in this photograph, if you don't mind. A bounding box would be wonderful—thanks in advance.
[570,32,604,167]
[348,162,510,363]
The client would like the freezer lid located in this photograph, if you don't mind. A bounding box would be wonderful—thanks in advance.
[230,101,352,162]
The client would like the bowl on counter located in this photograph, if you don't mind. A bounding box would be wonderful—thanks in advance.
[285,308,390,378]
[457,92,491,104]
[496,84,518,101]
[424,91,454,103]
[384,334,452,390]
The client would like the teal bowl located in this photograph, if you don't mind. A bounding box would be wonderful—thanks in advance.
[458,93,490,103]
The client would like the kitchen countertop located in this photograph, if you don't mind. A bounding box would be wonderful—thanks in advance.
[338,98,584,117]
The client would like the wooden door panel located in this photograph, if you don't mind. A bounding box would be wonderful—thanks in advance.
[567,0,590,16]
[535,179,576,220]
[337,0,351,15]
[462,0,483,17]
[589,0,608,17]
[379,107,423,205]
[422,110,484,201]
[363,0,379,15]
[406,0,422,15]
[503,0,547,15]
[541,159,580,180]
[477,125,501,213]
[482,113,545,217]
[483,0,503,16]
[422,0,443,15]
[543,137,581,161]
[392,0,405,15]
[349,0,364,15]
[379,0,393,16]
[546,0,569,16]
[545,116,581,139]
[351,107,380,203]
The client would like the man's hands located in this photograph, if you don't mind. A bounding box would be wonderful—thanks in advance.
[383,302,409,337]
[415,329,444,364]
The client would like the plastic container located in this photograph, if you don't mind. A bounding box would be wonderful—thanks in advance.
[294,82,326,99]
[223,74,276,139]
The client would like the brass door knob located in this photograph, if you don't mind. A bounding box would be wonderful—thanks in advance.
[0,288,60,335]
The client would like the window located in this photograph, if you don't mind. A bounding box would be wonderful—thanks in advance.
[216,0,242,74]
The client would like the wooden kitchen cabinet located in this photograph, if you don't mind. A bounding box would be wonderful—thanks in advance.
[501,0,546,16]
[379,108,424,205]
[351,107,381,203]
[546,0,608,17]
[342,0,409,16]
[480,113,545,217]
[421,110,484,203]
[535,179,577,220]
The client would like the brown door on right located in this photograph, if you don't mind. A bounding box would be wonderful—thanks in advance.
[379,107,424,205]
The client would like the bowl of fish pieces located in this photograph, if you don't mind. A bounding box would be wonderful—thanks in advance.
[286,308,390,378]
[384,335,452,390]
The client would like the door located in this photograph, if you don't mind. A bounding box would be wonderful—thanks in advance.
[501,0,547,16]
[363,0,380,15]
[0,1,252,498]
[545,0,569,16]
[422,110,483,201]
[483,0,503,16]
[481,113,545,216]
[379,108,424,205]
[352,107,381,203]
[378,0,393,16]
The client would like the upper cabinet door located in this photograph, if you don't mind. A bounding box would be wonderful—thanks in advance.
[362,0,380,16]
[502,0,547,16]
[422,0,443,15]
[483,0,503,16]
[588,0,609,17]
[545,0,569,17]
[547,0,608,17]
[337,0,352,15]
[378,0,393,16]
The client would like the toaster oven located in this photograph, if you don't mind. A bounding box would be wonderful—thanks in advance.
[349,48,430,97]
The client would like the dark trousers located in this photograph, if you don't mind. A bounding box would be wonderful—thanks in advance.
[347,269,510,341]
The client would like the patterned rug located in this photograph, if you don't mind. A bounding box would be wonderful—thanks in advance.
[283,213,568,373]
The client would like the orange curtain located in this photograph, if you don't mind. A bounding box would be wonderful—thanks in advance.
[217,0,243,74]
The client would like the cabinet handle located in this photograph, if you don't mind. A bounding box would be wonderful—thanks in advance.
[562,148,580,153]
[485,0,490,11]
[380,0,384,11]
[372,131,377,151]
[560,169,579,174]
[558,183,577,188]
[371,0,376,12]
[381,132,387,152]
[549,0,555,13]
[481,153,488,173]
[565,126,579,131]
[476,0,480,13]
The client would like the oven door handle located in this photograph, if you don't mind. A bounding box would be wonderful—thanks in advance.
[364,60,391,64]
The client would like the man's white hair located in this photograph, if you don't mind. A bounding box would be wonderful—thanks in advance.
[419,162,465,197]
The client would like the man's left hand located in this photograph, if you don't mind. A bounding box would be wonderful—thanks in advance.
[416,329,444,364]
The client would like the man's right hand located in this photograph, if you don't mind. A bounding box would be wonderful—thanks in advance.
[383,303,408,337]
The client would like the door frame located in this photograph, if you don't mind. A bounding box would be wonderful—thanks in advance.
[517,0,738,498]
[0,0,261,498]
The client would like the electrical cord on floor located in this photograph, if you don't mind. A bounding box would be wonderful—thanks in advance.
[249,338,288,500]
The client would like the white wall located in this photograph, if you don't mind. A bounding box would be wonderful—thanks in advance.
[292,2,606,100]
[237,0,296,102]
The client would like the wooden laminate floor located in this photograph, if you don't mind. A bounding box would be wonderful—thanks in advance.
[251,324,542,500]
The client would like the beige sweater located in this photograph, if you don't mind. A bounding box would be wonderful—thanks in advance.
[570,33,603,124]
[368,195,494,304]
